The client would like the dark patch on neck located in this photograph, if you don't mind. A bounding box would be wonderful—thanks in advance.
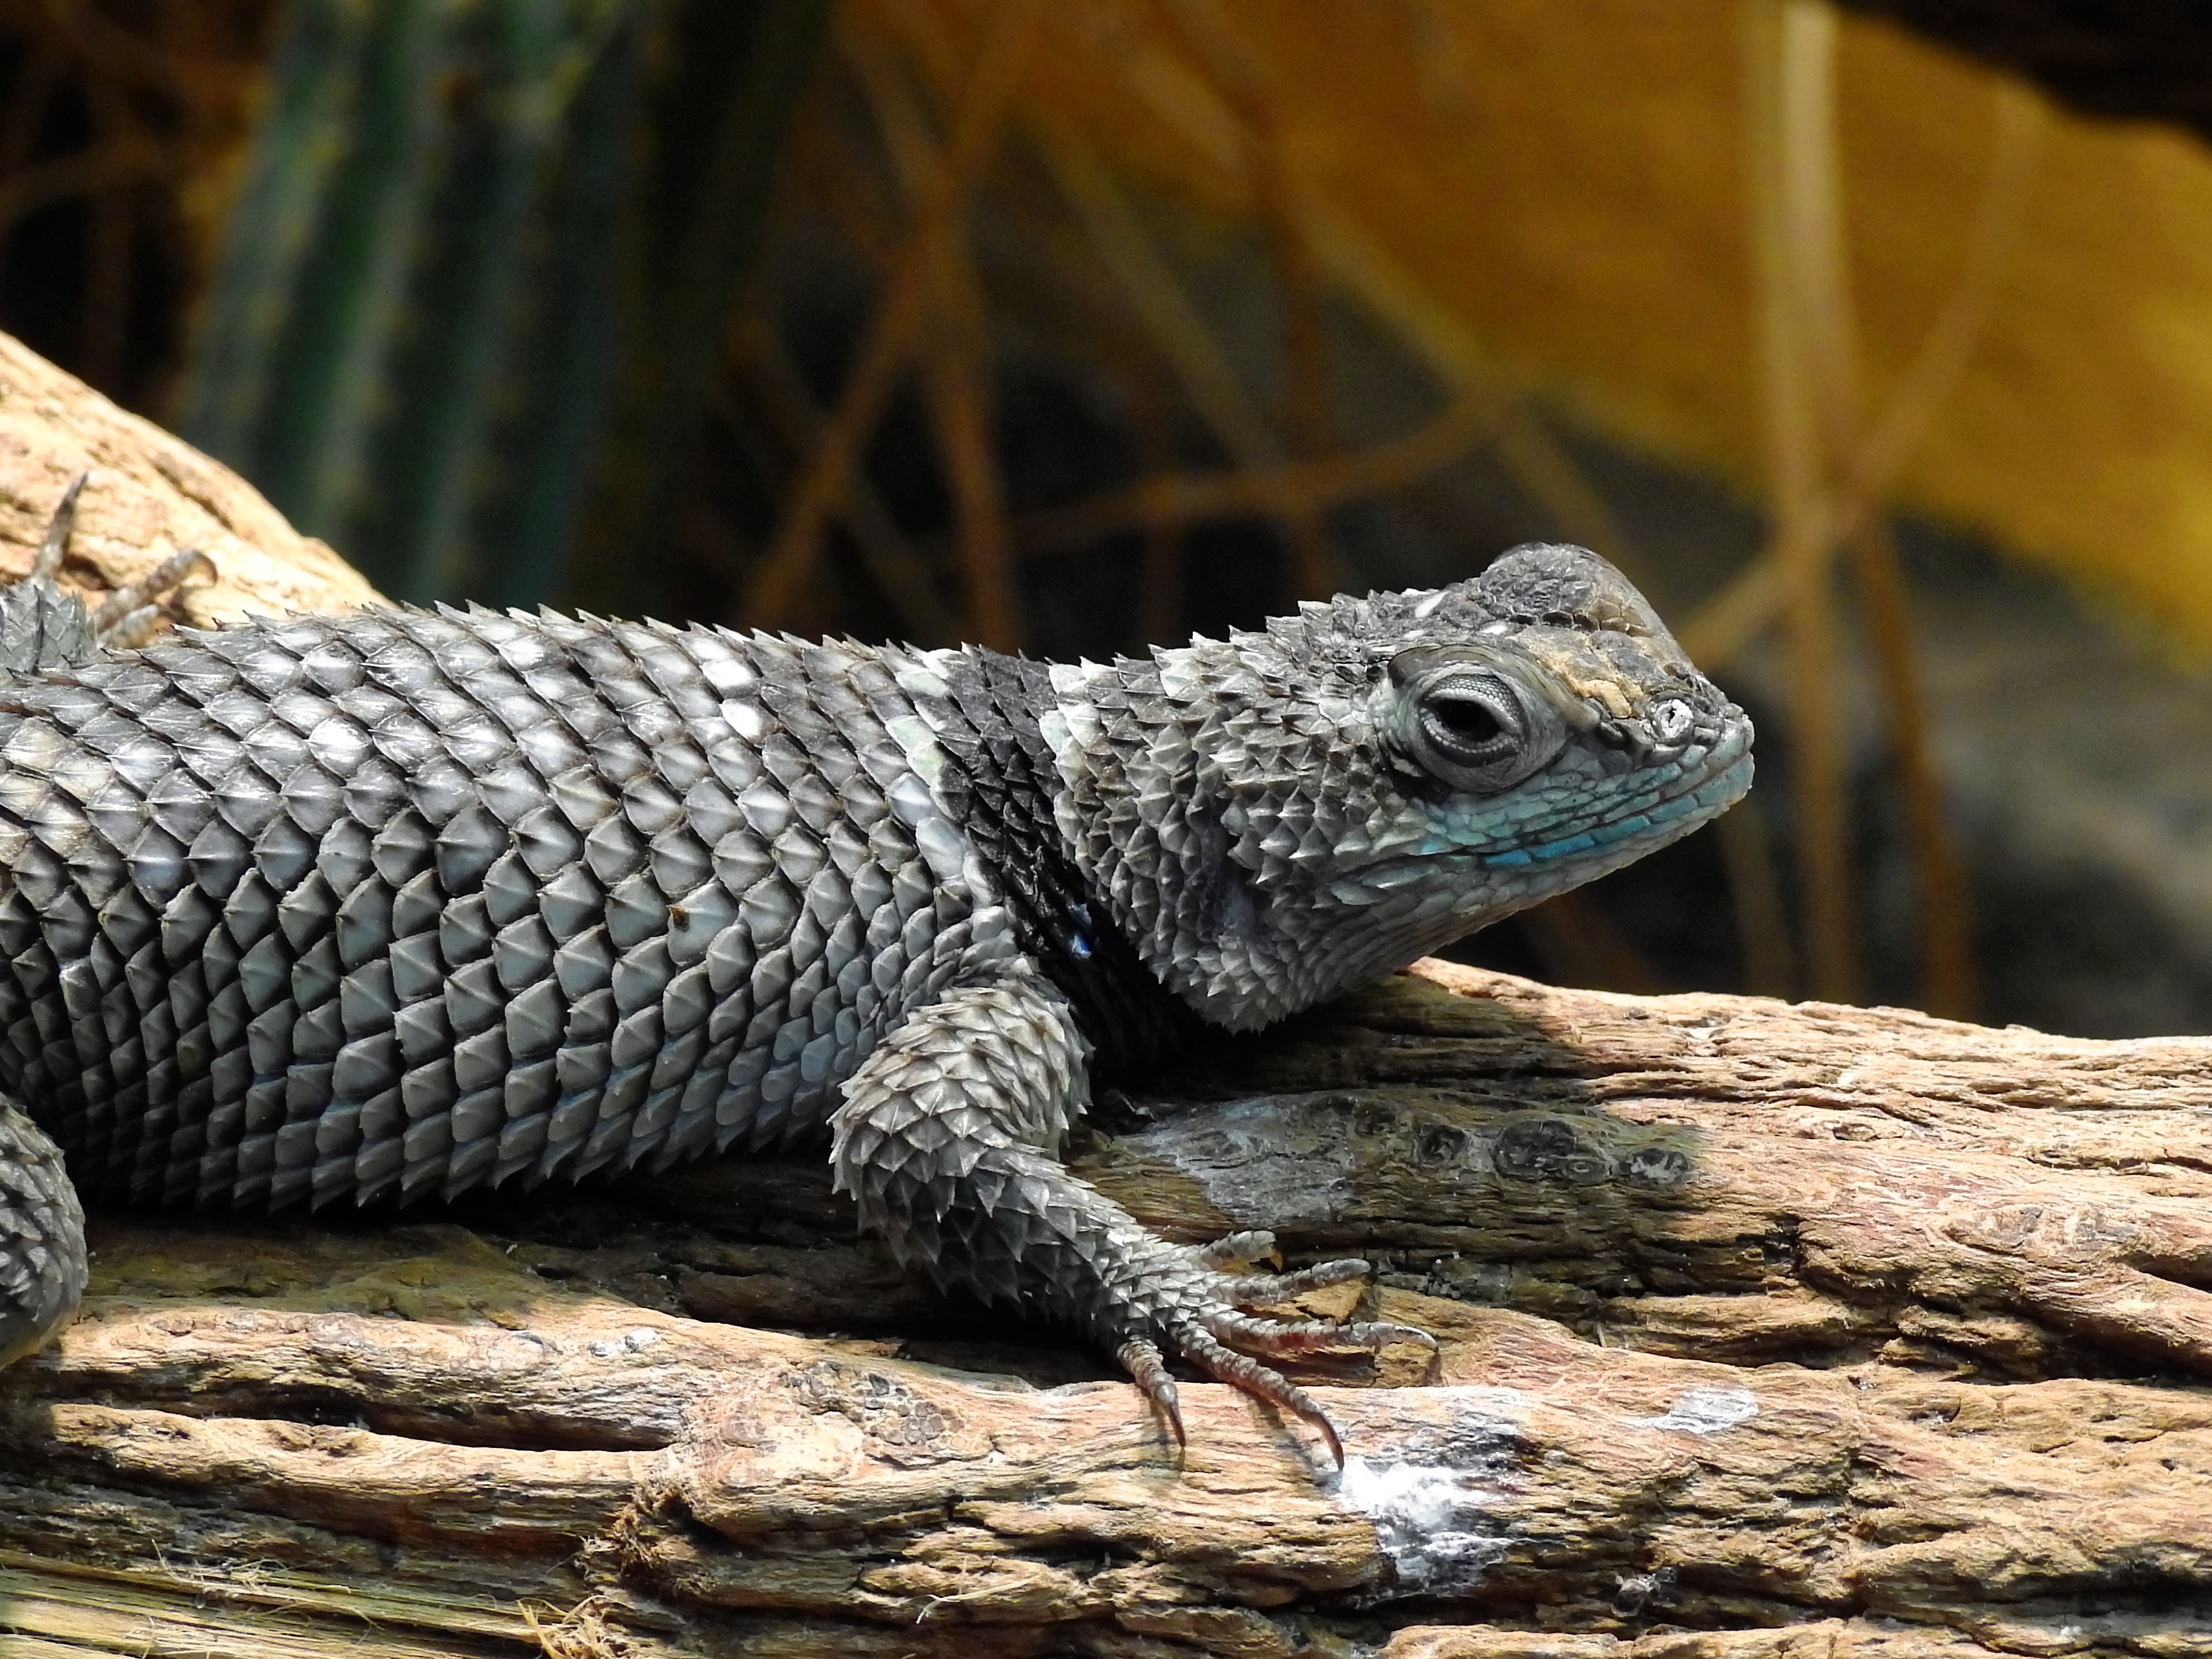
[934,649,1201,1076]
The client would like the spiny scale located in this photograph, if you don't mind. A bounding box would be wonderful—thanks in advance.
[0,605,1018,1212]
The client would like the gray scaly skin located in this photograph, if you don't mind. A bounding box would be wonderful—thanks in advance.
[0,499,1751,1459]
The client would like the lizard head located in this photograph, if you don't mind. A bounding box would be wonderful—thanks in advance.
[1044,543,1754,1031]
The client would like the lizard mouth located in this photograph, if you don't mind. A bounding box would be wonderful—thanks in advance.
[1346,716,1755,883]
[1476,741,1751,880]
[1557,724,1757,858]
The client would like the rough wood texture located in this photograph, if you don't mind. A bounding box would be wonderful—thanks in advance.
[8,961,2212,1659]
[0,332,384,625]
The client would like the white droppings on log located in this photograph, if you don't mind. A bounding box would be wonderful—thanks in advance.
[1335,1391,1528,1597]
[1626,1386,1760,1434]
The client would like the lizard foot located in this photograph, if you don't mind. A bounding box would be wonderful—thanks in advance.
[3,473,212,665]
[833,976,1436,1467]
[1110,1229,1437,1467]
[90,544,216,648]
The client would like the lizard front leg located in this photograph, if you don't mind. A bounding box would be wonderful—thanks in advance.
[0,1098,86,1369]
[830,964,1432,1462]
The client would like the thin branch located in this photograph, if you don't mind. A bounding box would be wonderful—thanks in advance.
[1675,556,1783,670]
[1850,518,1974,1016]
[727,315,962,644]
[1257,132,1342,598]
[1128,359,1189,645]
[0,137,169,242]
[1853,83,2044,498]
[1065,0,1632,588]
[1291,188,1643,581]
[1154,0,1343,597]
[1740,0,1857,1004]
[923,238,1020,648]
[78,79,135,391]
[844,17,1019,648]
[1009,0,1646,626]
[1014,386,1494,556]
[1037,122,1360,599]
[968,130,1202,644]
[741,0,1039,630]
[1796,88,2040,1012]
[1681,78,2045,670]
[786,102,897,266]
[1037,127,1278,468]
[1711,29,2042,1013]
[1758,0,1859,1001]
[29,0,260,101]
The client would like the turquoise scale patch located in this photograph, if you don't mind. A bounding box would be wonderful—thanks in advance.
[1528,831,1597,860]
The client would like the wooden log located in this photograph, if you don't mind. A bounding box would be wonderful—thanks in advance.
[1,334,2208,1658]
[7,962,2211,1658]
[0,331,383,625]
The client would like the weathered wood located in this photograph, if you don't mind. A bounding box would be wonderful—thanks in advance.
[6,963,2212,1658]
[1,333,2209,1658]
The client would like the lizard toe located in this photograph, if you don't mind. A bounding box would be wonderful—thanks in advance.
[1177,1326,1343,1467]
[1194,1229,1279,1270]
[1117,1336,1186,1450]
[1212,1255,1373,1305]
[1101,1240,1440,1464]
[1199,1305,1437,1362]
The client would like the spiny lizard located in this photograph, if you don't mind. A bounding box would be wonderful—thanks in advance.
[0,494,1751,1461]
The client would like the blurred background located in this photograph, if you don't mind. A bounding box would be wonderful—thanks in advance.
[2,0,2210,1036]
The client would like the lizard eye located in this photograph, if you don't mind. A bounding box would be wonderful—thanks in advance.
[1389,658,1567,793]
[1420,679,1518,763]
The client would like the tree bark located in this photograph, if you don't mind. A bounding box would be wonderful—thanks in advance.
[2,336,2209,1659]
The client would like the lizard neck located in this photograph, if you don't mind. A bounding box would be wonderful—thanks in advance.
[919,646,1201,1078]
[1032,640,1382,1033]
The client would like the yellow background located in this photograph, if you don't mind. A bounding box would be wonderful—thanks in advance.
[870,0,2212,644]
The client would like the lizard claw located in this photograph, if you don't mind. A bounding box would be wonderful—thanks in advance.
[1193,1229,1283,1270]
[1107,1233,1437,1467]
[13,472,211,653]
[1182,1325,1344,1466]
[29,472,85,583]
[1118,1336,1185,1450]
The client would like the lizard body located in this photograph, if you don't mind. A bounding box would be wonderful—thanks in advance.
[0,532,1750,1455]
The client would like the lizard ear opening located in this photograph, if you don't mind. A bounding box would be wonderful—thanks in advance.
[1385,649,1568,794]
